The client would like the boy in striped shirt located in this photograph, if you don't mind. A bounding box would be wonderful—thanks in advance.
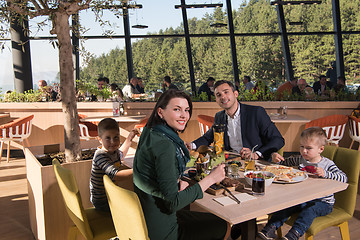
[90,118,138,212]
[258,127,347,240]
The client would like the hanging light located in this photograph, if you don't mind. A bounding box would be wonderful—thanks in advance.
[270,0,322,6]
[210,22,227,28]
[132,24,148,29]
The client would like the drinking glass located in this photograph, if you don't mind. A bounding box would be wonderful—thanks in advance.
[252,173,265,196]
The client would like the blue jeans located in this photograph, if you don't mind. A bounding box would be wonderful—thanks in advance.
[268,199,333,236]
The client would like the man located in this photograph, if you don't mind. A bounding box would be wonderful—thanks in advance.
[97,77,109,90]
[136,77,145,93]
[162,76,178,91]
[313,75,333,96]
[326,61,337,86]
[198,77,215,101]
[122,77,140,100]
[276,77,298,99]
[38,80,58,101]
[189,80,284,161]
[243,75,254,91]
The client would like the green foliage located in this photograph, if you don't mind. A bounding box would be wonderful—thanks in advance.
[76,79,112,101]
[0,89,43,102]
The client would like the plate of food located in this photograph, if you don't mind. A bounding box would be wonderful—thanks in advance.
[262,165,308,183]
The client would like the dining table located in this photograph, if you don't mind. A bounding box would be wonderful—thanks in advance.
[79,114,146,123]
[193,160,348,240]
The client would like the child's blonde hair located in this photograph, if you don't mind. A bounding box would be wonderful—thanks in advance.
[300,127,327,146]
[98,118,119,137]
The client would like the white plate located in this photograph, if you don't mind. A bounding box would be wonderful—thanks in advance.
[273,169,308,184]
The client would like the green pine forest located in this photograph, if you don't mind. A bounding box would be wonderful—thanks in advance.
[79,0,360,94]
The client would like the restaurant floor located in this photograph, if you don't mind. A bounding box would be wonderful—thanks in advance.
[0,157,359,240]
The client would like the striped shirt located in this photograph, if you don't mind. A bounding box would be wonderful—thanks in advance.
[281,155,347,205]
[90,148,123,205]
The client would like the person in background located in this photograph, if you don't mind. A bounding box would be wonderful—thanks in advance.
[122,77,140,100]
[90,118,139,212]
[38,79,58,101]
[110,83,124,101]
[243,75,254,91]
[259,127,347,240]
[276,77,298,99]
[292,78,311,96]
[198,77,215,101]
[97,77,109,90]
[136,77,145,94]
[333,76,349,94]
[162,75,178,91]
[133,89,230,240]
[313,75,333,96]
[326,61,337,86]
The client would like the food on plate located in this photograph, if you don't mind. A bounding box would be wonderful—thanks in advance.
[263,165,305,182]
[221,177,241,188]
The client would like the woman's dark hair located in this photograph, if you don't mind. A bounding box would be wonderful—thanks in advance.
[146,89,192,132]
[110,83,119,91]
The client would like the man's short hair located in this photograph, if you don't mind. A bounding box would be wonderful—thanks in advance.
[98,118,119,137]
[244,76,251,82]
[319,75,326,80]
[207,77,215,83]
[164,76,171,84]
[98,77,109,84]
[300,127,327,146]
[214,80,236,92]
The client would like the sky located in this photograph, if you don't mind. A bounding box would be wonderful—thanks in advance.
[0,0,243,93]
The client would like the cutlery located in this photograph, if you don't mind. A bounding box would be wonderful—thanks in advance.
[219,184,241,204]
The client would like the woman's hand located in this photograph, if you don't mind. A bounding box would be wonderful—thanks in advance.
[271,152,284,163]
[198,164,226,192]
[178,180,189,191]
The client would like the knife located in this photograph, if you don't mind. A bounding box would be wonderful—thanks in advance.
[219,184,241,204]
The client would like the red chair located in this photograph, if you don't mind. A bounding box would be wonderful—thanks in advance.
[134,118,148,134]
[349,116,360,150]
[305,114,348,146]
[78,114,98,140]
[197,115,215,136]
[0,115,34,163]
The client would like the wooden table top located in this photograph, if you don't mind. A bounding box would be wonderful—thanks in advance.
[194,165,348,225]
[270,114,311,123]
[0,113,10,119]
[80,114,146,123]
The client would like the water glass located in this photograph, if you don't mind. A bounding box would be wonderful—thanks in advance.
[252,176,265,196]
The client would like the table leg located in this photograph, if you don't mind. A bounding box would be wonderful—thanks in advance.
[240,219,257,240]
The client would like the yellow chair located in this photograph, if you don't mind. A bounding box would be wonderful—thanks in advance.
[103,175,150,240]
[52,159,116,240]
[276,145,360,240]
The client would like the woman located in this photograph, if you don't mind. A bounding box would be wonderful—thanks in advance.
[133,89,230,240]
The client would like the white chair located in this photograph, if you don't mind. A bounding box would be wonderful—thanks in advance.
[78,114,98,141]
[305,114,348,146]
[0,115,34,163]
[197,115,215,136]
[349,116,360,150]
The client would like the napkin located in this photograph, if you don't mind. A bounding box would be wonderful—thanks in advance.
[213,193,257,206]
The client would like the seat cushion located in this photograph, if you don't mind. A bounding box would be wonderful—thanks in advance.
[86,208,116,240]
[306,208,352,236]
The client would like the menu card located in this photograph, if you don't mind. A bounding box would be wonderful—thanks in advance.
[213,193,257,206]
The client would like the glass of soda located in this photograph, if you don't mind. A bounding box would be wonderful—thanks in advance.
[252,174,265,196]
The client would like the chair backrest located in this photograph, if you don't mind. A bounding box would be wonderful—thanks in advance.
[103,175,149,240]
[305,114,348,144]
[348,115,360,140]
[78,114,98,140]
[324,145,360,216]
[0,115,34,140]
[197,115,215,136]
[134,117,149,133]
[52,159,94,240]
